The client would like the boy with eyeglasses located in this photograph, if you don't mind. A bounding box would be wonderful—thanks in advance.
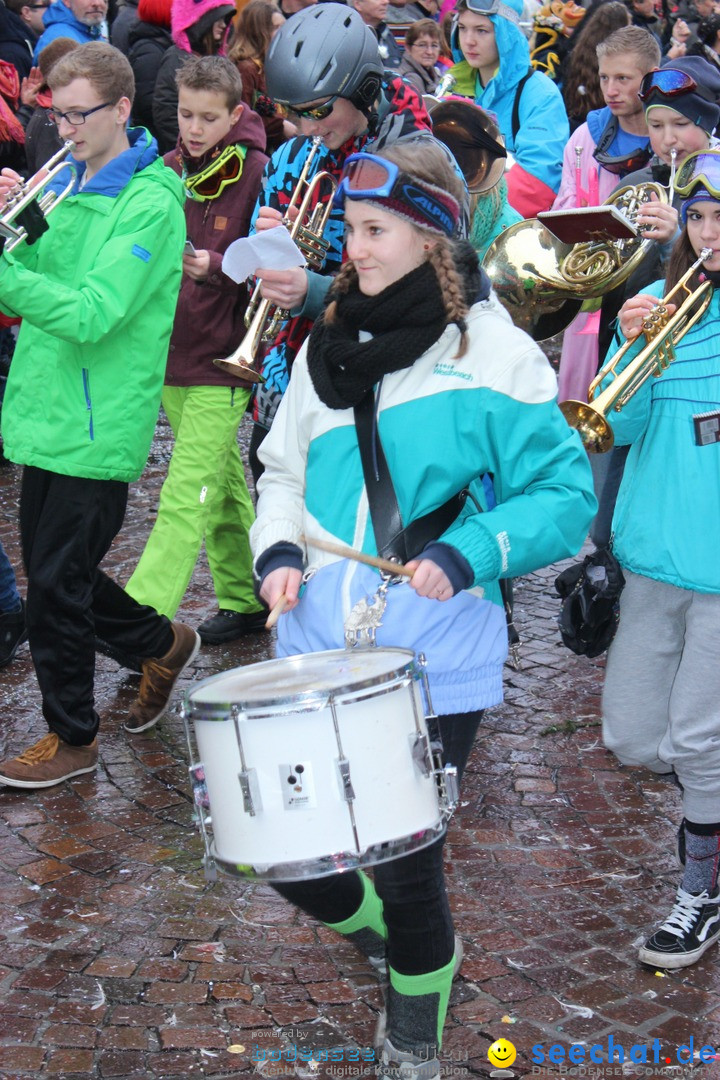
[0,43,197,791]
[124,54,269,648]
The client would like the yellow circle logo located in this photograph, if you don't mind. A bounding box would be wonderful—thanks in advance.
[488,1039,517,1069]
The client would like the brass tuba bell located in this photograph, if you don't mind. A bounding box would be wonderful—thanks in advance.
[482,181,668,340]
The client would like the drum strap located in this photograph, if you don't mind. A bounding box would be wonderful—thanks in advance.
[354,387,466,563]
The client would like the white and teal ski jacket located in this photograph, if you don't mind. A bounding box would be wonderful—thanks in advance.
[251,292,596,714]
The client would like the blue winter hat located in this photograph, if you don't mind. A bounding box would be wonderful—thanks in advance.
[680,184,718,223]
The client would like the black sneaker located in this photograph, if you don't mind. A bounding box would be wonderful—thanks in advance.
[196,608,268,645]
[638,887,720,969]
[0,601,26,668]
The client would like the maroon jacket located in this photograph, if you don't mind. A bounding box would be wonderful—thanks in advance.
[234,58,285,154]
[164,105,268,387]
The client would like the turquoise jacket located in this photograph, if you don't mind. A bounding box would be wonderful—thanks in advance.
[252,294,595,714]
[0,128,185,483]
[607,280,720,594]
[449,9,568,216]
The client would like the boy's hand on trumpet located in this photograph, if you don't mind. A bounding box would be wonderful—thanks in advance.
[619,293,676,340]
[0,169,22,210]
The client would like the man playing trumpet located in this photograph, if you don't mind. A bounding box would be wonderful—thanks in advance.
[0,43,200,790]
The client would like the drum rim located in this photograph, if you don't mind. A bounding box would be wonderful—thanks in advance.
[209,818,448,881]
[185,646,419,713]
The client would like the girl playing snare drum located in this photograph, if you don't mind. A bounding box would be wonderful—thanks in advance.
[250,139,595,1077]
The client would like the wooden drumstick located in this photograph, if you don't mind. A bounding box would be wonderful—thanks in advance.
[301,534,414,578]
[265,593,288,629]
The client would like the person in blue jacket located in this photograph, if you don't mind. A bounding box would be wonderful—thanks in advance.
[447,0,569,217]
[33,0,107,63]
[602,147,720,972]
[251,139,595,1078]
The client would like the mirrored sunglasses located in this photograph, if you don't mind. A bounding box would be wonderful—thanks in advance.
[674,149,720,198]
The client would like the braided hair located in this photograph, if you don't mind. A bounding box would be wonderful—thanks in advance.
[325,140,471,355]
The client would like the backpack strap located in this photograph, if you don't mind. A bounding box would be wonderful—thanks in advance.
[511,66,533,144]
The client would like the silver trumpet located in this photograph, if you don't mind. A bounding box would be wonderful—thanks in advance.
[0,140,76,250]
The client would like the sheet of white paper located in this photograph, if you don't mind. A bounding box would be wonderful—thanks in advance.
[222,229,306,284]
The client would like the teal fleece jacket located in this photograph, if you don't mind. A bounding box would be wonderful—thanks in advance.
[0,128,185,483]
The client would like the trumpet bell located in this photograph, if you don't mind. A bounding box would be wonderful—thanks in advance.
[559,399,614,453]
[213,354,265,384]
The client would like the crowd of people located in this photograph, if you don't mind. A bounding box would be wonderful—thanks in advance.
[0,0,717,1073]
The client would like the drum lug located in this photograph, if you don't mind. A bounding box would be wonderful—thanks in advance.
[239,769,261,816]
[410,733,433,777]
[336,757,356,802]
[438,763,459,814]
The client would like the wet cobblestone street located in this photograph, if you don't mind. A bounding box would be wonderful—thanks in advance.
[1,414,719,1080]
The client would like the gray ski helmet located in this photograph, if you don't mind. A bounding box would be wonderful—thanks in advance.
[265,6,383,115]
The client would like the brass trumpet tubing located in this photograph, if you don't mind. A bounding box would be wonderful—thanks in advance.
[213,139,337,382]
[562,251,714,452]
[0,141,76,252]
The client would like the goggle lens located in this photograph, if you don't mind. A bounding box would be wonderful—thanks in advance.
[639,67,698,102]
[674,150,720,198]
[342,156,396,195]
[292,96,339,121]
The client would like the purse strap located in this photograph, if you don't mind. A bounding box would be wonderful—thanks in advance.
[353,387,466,563]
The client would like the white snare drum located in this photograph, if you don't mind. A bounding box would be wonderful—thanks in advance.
[182,648,456,881]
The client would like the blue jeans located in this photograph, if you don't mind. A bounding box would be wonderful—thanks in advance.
[0,538,20,613]
[273,710,482,976]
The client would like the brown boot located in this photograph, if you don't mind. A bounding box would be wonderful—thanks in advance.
[125,622,200,734]
[0,732,98,789]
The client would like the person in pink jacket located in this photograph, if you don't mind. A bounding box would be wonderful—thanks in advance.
[553,25,661,403]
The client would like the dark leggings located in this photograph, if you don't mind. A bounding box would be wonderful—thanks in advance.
[273,710,482,976]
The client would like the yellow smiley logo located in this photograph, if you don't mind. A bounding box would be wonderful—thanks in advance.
[488,1039,517,1069]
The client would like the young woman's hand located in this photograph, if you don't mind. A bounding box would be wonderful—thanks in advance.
[20,66,42,108]
[619,293,674,340]
[182,249,211,281]
[635,196,679,244]
[259,566,303,612]
[405,558,454,601]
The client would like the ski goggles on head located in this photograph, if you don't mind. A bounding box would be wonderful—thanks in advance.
[639,67,698,102]
[334,152,460,237]
[592,143,652,176]
[674,149,720,198]
[461,0,521,24]
[183,144,247,200]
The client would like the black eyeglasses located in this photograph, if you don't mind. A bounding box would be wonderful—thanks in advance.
[48,101,114,126]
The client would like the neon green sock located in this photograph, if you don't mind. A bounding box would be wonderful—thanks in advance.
[388,950,458,1052]
[324,871,387,959]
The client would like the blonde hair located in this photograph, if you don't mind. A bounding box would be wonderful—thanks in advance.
[327,139,471,356]
[48,41,135,106]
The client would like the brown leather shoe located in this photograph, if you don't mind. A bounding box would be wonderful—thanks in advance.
[0,733,98,789]
[125,622,200,734]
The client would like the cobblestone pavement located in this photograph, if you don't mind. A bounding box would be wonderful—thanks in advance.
[1,415,719,1080]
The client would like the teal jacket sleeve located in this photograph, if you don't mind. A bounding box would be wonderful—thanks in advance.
[441,397,596,583]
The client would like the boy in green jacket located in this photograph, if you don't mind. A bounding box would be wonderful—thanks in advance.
[0,43,199,790]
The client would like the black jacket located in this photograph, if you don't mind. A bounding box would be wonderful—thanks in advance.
[0,3,34,80]
[128,19,172,134]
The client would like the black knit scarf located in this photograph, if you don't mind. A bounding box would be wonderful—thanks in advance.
[307,241,484,410]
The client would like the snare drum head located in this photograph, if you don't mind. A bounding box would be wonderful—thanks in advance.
[187,647,417,709]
